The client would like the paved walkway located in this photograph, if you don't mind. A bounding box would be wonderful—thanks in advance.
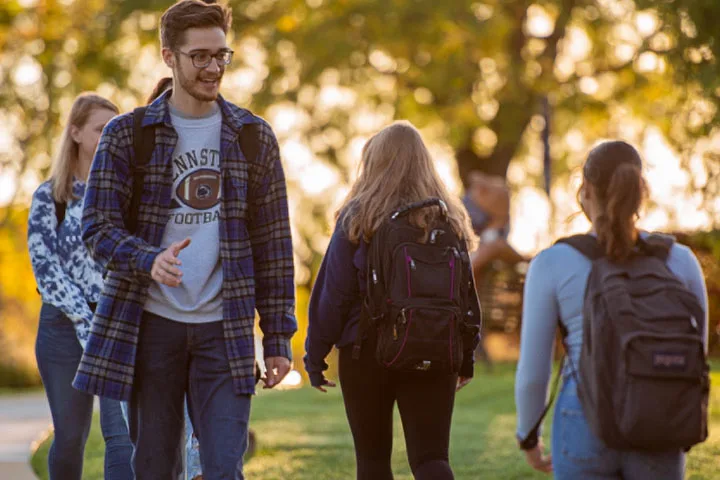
[0,391,51,480]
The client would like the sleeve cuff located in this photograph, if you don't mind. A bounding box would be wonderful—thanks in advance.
[133,245,164,280]
[517,431,540,450]
[308,371,325,387]
[263,335,293,360]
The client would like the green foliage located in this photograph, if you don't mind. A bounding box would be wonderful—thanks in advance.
[675,230,720,350]
[239,0,720,187]
[0,207,42,387]
[2,0,720,200]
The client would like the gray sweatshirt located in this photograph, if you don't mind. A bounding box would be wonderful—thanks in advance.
[144,104,224,323]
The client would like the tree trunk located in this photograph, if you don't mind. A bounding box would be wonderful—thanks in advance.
[455,103,535,185]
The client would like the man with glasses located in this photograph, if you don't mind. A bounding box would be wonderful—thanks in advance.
[73,1,297,478]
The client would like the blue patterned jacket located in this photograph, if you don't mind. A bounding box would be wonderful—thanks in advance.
[73,91,297,401]
[28,179,103,347]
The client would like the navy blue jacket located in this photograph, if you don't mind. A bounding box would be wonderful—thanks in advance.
[304,220,478,386]
[304,221,367,386]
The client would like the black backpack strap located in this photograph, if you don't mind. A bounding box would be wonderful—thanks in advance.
[239,123,260,162]
[352,233,385,360]
[391,198,448,220]
[639,232,675,262]
[352,295,372,360]
[555,234,603,260]
[54,200,66,226]
[128,107,155,234]
[518,319,569,450]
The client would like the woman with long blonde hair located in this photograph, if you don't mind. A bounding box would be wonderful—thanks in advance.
[305,121,481,479]
[28,93,133,480]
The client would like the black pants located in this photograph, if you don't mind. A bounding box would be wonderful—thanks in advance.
[339,337,458,480]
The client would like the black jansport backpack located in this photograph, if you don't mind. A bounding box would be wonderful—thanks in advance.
[352,198,481,374]
[557,233,710,451]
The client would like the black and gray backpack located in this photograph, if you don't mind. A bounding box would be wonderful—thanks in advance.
[352,198,481,374]
[558,233,709,451]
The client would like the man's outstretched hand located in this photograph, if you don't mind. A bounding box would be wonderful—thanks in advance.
[263,357,291,389]
[151,238,191,287]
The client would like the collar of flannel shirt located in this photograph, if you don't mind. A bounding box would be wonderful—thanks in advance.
[141,89,261,132]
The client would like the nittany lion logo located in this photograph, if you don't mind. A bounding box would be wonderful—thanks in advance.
[175,169,222,210]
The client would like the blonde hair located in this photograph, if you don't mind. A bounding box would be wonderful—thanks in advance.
[338,121,476,250]
[50,93,118,203]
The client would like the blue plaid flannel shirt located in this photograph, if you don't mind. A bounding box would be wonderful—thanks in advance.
[73,91,297,401]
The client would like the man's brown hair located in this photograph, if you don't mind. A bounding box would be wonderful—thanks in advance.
[160,0,232,51]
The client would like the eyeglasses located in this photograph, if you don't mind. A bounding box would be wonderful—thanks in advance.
[175,49,234,69]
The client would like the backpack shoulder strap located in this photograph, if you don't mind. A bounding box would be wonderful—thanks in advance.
[640,232,675,262]
[54,200,66,227]
[555,234,603,260]
[352,221,390,360]
[128,106,155,234]
[239,123,260,162]
[518,319,568,450]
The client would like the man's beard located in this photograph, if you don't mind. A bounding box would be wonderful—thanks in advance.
[176,63,223,102]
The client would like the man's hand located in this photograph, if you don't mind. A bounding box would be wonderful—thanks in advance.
[263,356,291,389]
[151,238,191,287]
[456,376,472,392]
[524,441,553,474]
[313,378,337,393]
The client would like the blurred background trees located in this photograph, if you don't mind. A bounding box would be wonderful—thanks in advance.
[1,0,719,385]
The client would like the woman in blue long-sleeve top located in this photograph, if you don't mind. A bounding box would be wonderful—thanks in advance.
[305,121,481,480]
[515,141,708,479]
[28,93,133,480]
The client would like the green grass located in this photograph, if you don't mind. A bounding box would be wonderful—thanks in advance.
[31,363,720,479]
[31,411,106,480]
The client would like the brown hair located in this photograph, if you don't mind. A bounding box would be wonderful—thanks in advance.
[581,140,648,262]
[160,0,232,51]
[50,93,119,203]
[338,121,476,250]
[147,77,173,104]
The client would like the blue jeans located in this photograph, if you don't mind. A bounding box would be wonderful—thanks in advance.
[35,303,133,480]
[127,311,252,480]
[552,376,685,480]
[120,395,202,479]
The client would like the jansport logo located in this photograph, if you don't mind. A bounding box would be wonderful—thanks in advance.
[176,169,221,210]
[652,352,687,370]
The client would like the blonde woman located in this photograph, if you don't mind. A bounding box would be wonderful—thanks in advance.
[28,93,133,480]
[305,121,481,479]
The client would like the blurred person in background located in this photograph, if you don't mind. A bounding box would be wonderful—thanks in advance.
[462,171,526,369]
[27,92,133,480]
[462,171,525,279]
